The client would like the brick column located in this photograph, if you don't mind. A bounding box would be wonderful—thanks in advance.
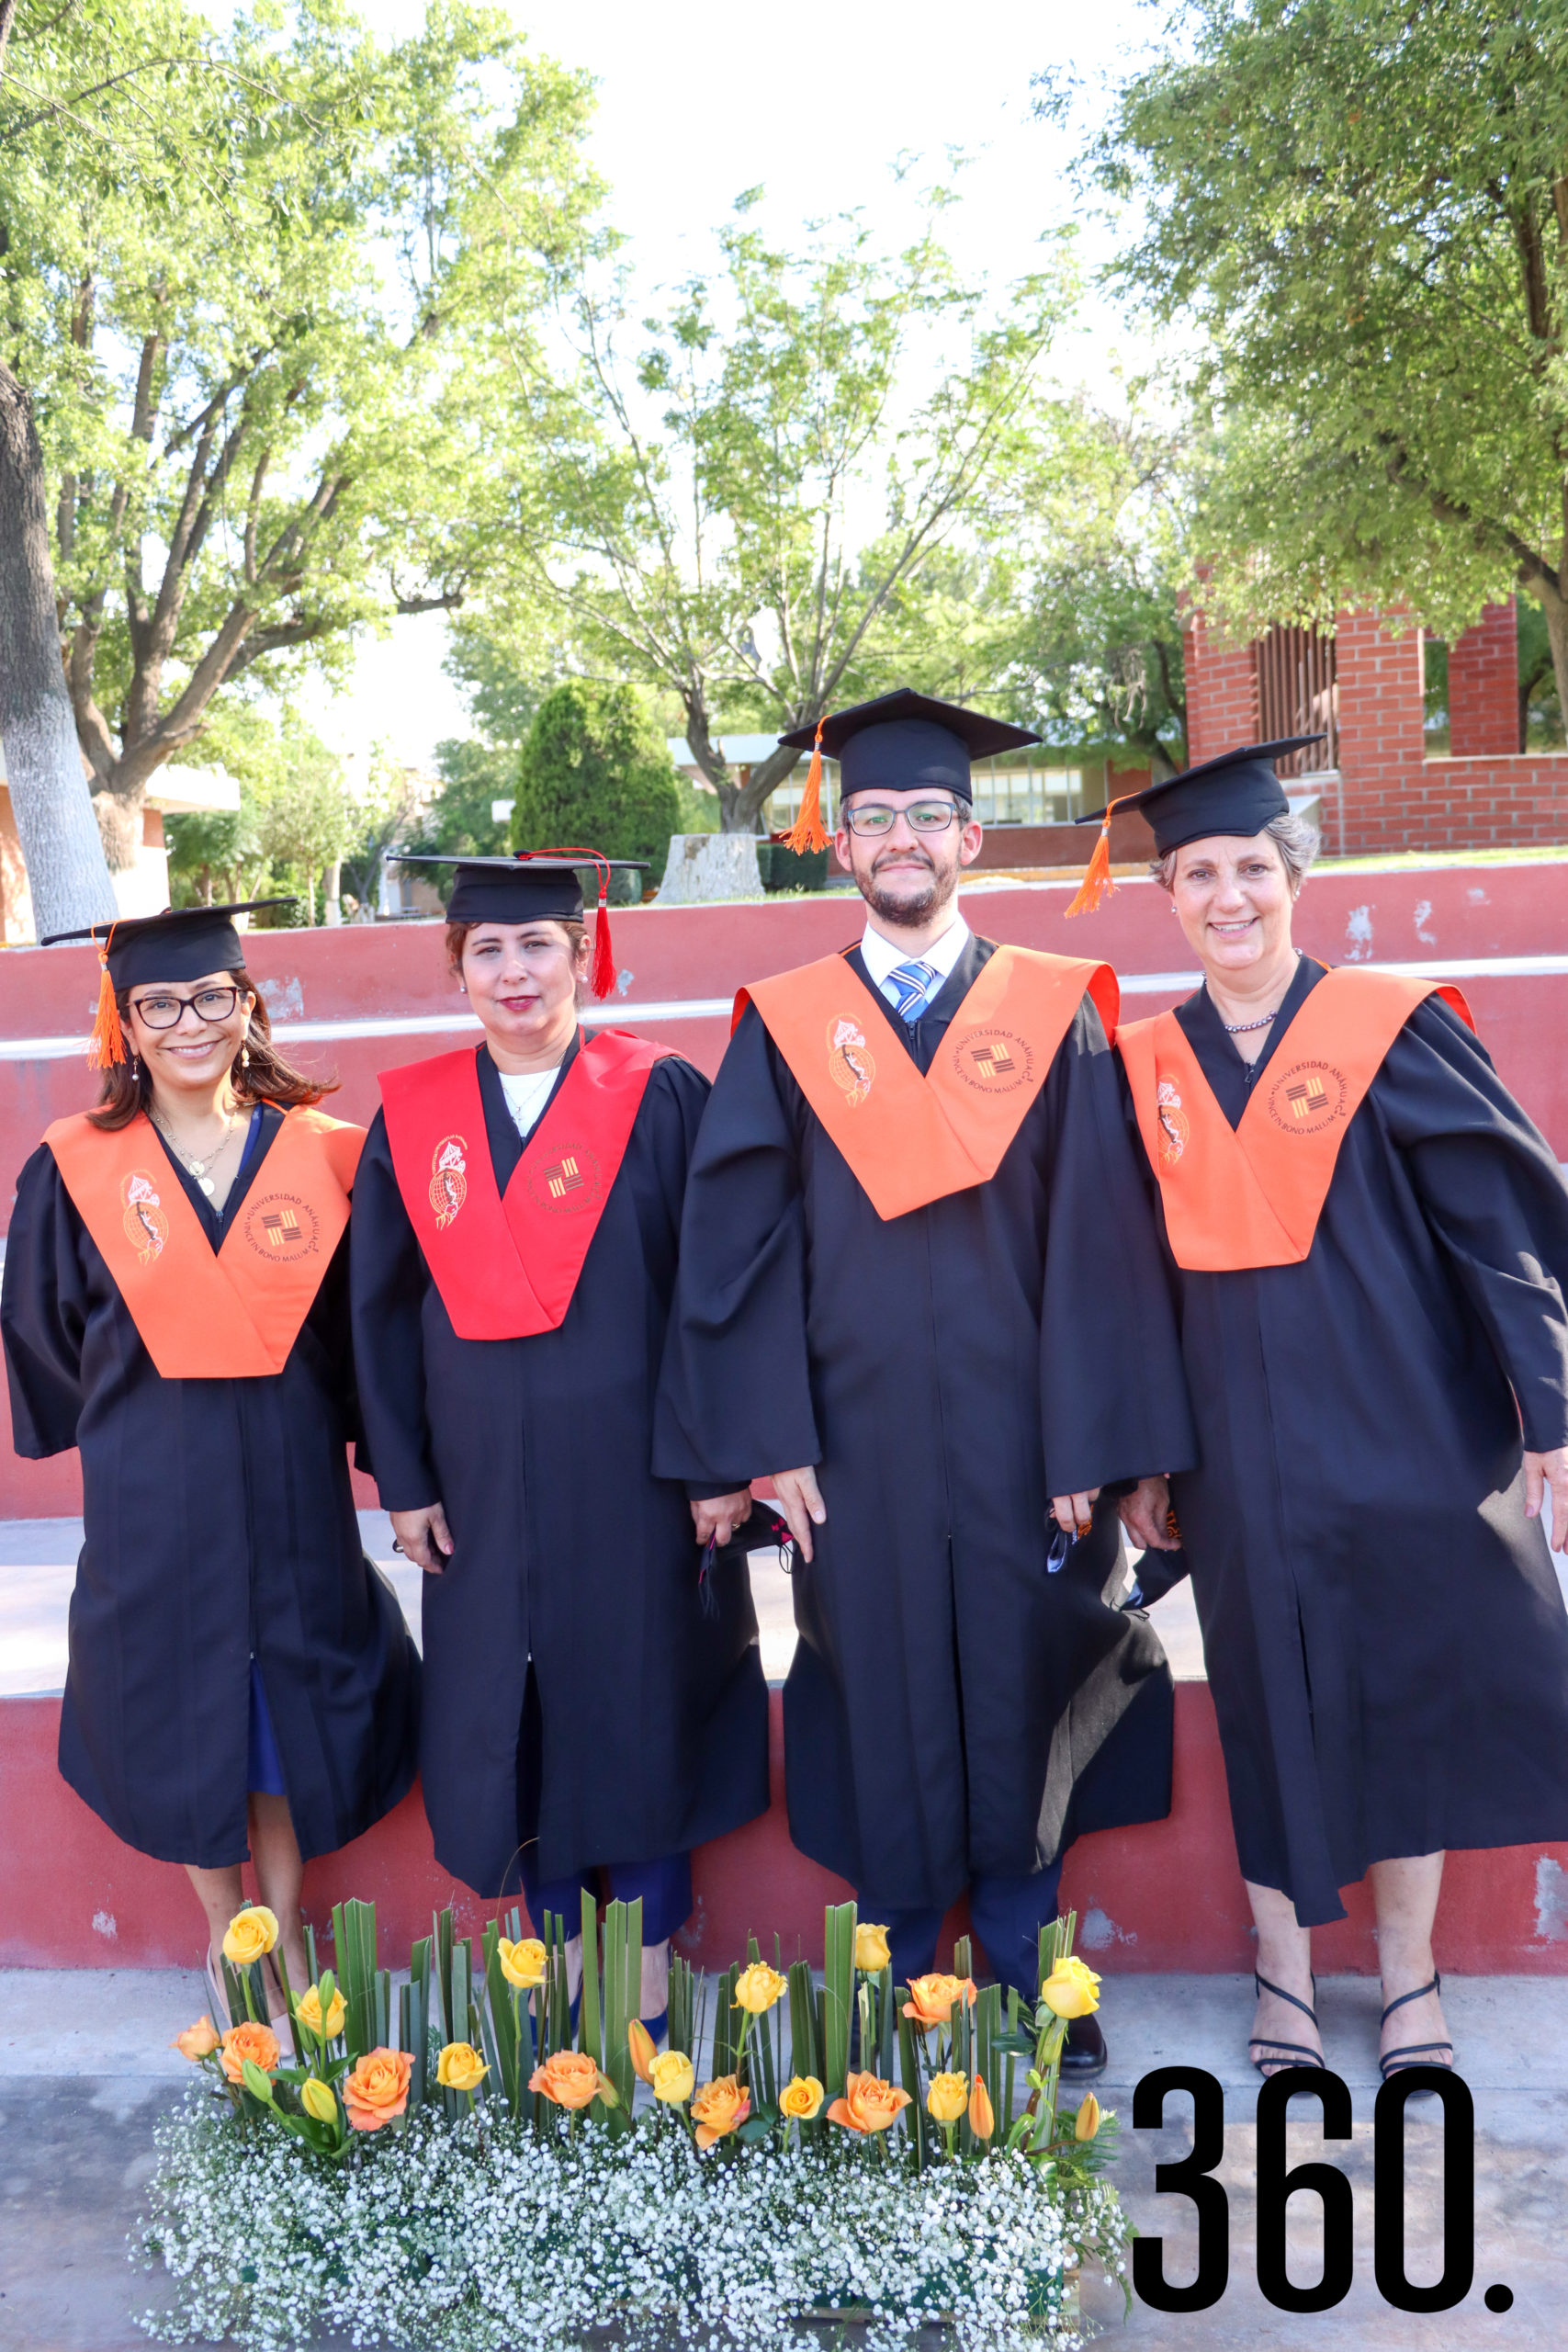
[1331,610,1426,854]
[1183,611,1258,768]
[1448,599,1518,757]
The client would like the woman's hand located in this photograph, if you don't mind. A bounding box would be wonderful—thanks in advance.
[1524,1448,1568,1555]
[770,1467,827,1563]
[390,1502,455,1576]
[1050,1489,1100,1537]
[690,1491,753,1547]
[1119,1476,1180,1552]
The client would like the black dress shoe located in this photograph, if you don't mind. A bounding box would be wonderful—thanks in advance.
[1058,2010,1107,2080]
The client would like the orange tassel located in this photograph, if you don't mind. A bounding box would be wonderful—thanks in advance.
[780,720,830,855]
[1065,797,1129,919]
[86,925,126,1069]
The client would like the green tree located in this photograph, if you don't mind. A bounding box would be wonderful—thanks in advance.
[408,737,516,859]
[1,0,599,920]
[511,680,680,880]
[1094,0,1568,710]
[488,195,1075,831]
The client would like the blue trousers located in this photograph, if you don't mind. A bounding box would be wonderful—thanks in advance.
[868,1856,1066,2004]
[521,1850,693,1949]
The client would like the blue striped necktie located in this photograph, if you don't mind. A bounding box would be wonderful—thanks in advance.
[884,957,941,1023]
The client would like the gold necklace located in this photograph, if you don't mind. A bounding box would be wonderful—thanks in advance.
[153,1106,240,1196]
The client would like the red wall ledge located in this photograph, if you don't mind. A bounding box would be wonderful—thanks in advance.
[4,1688,1564,1978]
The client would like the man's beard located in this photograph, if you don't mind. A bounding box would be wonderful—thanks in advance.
[862,849,958,928]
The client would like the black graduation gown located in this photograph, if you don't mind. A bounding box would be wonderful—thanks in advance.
[348,1036,770,1898]
[654,935,1197,1912]
[1121,956,1568,1926]
[1,1107,420,1869]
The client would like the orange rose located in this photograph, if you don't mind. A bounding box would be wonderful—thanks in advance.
[342,2046,413,2132]
[690,2073,750,2149]
[627,2018,657,2084]
[968,2075,996,2141]
[901,1973,977,2030]
[172,2015,220,2062]
[529,2049,604,2111]
[826,2070,912,2135]
[219,2021,280,2084]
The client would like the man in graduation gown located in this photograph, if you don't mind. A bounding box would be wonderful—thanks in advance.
[655,690,1196,2070]
[349,854,769,2009]
[1102,741,1568,2077]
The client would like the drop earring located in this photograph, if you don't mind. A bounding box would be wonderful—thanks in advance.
[241,1040,251,1071]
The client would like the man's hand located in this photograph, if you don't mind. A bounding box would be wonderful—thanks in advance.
[390,1502,455,1576]
[770,1466,827,1563]
[1119,1476,1179,1554]
[1524,1447,1568,1555]
[1050,1488,1100,1537]
[690,1490,753,1547]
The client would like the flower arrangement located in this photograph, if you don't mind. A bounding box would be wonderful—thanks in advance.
[142,1894,1131,2349]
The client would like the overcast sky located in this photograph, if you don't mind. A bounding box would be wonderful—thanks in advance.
[299,0,1168,774]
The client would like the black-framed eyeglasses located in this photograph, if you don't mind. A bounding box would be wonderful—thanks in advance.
[129,986,246,1029]
[842,798,964,838]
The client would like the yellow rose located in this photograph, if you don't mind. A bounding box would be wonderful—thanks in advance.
[926,2070,968,2125]
[436,2041,489,2093]
[1074,2091,1101,2142]
[968,2075,996,2141]
[732,1962,787,2015]
[779,2074,824,2120]
[691,2073,751,2148]
[342,2047,412,2132]
[498,1936,547,1990]
[901,1973,977,2030]
[649,2050,695,2105]
[172,2015,219,2062]
[528,2049,603,2110]
[293,1984,347,2043]
[1040,1955,1101,2020]
[853,1922,891,1973]
[221,1905,279,1968]
[826,2071,912,2135]
[300,2076,340,2125]
[219,2020,280,2084]
[627,2019,657,2084]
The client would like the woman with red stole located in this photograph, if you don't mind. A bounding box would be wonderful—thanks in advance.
[348,854,767,2031]
[1,902,419,2027]
[1081,740,1568,2085]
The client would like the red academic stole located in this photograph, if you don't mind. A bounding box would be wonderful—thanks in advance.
[44,1106,363,1378]
[1117,967,1476,1271]
[378,1032,672,1340]
[736,944,1118,1221]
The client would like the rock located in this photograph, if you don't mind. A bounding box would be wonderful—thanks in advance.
[655,833,763,904]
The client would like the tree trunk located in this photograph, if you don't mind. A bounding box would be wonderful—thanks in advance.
[1532,574,1568,746]
[723,742,806,833]
[0,360,117,938]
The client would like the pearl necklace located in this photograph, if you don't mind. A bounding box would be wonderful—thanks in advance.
[1222,1009,1278,1035]
[153,1107,239,1196]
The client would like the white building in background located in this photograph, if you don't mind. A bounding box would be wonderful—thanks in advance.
[0,759,242,943]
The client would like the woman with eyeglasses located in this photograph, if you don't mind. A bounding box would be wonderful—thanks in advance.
[1,904,419,2032]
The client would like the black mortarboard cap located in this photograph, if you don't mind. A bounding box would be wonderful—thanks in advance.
[777,689,1038,806]
[386,852,648,924]
[40,899,295,988]
[1076,737,1325,857]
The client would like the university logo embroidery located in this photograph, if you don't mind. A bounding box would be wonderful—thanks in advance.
[1267,1060,1347,1136]
[121,1170,168,1263]
[429,1136,468,1229]
[526,1144,603,1216]
[827,1015,875,1109]
[1156,1076,1190,1168]
[242,1192,320,1262]
[952,1024,1032,1094]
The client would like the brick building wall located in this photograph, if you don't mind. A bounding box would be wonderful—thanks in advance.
[1449,600,1519,758]
[1182,612,1257,767]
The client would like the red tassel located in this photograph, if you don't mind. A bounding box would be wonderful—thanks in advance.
[1065,797,1130,919]
[86,925,126,1069]
[780,720,830,855]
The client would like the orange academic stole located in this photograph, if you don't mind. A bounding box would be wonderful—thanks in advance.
[378,1031,672,1340]
[737,945,1118,1221]
[45,1106,364,1377]
[1117,967,1475,1271]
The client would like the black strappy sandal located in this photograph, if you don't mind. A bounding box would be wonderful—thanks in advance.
[1379,1973,1454,2086]
[1248,1969,1325,2075]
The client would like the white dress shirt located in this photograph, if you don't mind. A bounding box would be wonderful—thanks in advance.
[859,912,971,1014]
